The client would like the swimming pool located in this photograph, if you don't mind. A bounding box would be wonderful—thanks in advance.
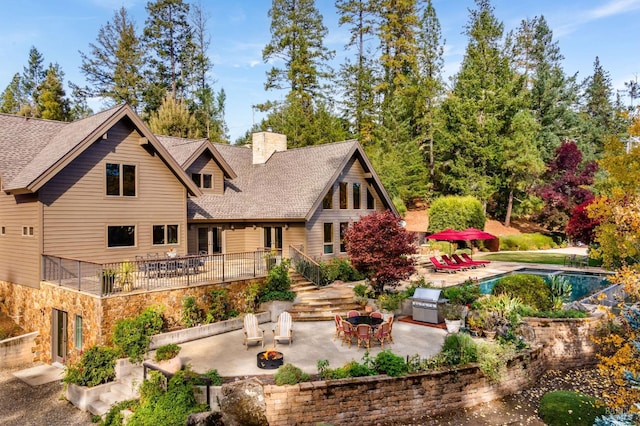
[478,268,611,302]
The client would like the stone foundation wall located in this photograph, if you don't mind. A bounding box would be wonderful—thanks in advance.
[525,313,604,369]
[263,348,546,425]
[0,331,39,368]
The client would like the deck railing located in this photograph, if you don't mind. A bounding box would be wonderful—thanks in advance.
[42,248,281,297]
[289,245,327,287]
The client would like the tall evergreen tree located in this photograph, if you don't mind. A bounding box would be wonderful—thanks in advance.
[148,94,200,138]
[336,0,378,143]
[413,0,445,185]
[435,0,516,205]
[262,0,335,105]
[143,0,195,112]
[79,7,146,109]
[579,56,615,157]
[0,73,23,114]
[37,63,70,121]
[21,46,46,117]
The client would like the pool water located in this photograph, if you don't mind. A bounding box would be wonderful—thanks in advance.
[478,268,610,302]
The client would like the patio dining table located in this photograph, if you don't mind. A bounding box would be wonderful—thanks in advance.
[345,316,383,328]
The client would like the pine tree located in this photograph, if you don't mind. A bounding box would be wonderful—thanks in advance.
[37,63,71,121]
[262,0,334,105]
[21,46,46,117]
[579,56,615,157]
[0,73,23,114]
[79,7,146,109]
[336,0,378,143]
[148,94,200,138]
[143,0,195,112]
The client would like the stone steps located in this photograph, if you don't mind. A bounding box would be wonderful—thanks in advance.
[288,271,361,321]
[88,368,143,416]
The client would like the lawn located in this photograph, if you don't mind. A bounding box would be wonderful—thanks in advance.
[479,252,568,265]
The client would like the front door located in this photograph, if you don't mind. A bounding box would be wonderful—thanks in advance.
[51,309,67,363]
[197,227,222,254]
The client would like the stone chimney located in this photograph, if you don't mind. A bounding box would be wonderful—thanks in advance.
[252,130,287,165]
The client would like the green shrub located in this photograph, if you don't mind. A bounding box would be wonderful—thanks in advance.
[200,369,223,386]
[259,260,296,302]
[63,346,119,387]
[100,399,139,426]
[441,333,477,365]
[353,283,373,298]
[154,344,180,362]
[493,274,553,311]
[127,370,207,426]
[547,276,572,310]
[317,358,376,379]
[442,279,481,305]
[181,296,204,328]
[322,257,365,283]
[112,307,165,363]
[274,363,310,385]
[373,350,408,377]
[376,292,403,311]
[538,391,607,426]
[476,341,516,382]
[428,195,485,232]
[499,233,557,251]
[206,289,236,323]
[402,278,431,298]
[393,196,407,216]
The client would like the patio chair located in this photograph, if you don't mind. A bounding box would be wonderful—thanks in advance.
[347,310,360,318]
[461,253,490,265]
[429,257,461,273]
[356,324,372,350]
[442,254,470,270]
[370,311,383,319]
[373,321,391,349]
[273,311,293,347]
[333,314,344,341]
[243,313,264,350]
[386,315,395,343]
[452,253,485,268]
[341,321,355,348]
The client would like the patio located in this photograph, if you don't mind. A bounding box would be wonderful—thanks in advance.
[168,319,448,377]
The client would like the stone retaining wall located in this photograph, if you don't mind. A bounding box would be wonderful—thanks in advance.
[263,348,546,425]
[0,331,39,368]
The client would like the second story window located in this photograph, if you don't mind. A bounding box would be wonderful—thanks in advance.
[353,183,361,209]
[367,188,375,209]
[106,163,136,196]
[339,182,348,209]
[191,173,213,189]
[322,186,333,209]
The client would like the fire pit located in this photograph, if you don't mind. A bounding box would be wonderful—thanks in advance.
[257,349,284,369]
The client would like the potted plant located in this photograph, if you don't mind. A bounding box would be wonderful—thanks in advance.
[119,261,136,292]
[100,268,116,294]
[483,312,498,340]
[442,303,464,333]
[465,309,486,336]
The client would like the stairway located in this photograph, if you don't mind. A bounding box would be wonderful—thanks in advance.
[87,364,143,416]
[288,272,362,321]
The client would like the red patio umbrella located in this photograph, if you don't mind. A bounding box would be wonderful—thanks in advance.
[459,228,497,240]
[427,228,465,241]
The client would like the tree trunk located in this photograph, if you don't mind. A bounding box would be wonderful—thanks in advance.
[504,189,514,228]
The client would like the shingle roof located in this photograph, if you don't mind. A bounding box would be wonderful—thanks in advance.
[188,140,360,220]
[155,136,208,167]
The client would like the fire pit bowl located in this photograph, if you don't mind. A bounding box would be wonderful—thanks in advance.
[257,350,284,369]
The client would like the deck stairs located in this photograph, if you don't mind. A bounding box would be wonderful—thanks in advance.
[87,364,143,417]
[288,272,362,321]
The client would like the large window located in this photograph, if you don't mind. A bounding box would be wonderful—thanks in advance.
[191,173,212,189]
[153,224,179,245]
[107,225,135,247]
[322,187,333,209]
[340,222,348,253]
[106,163,136,196]
[367,188,375,209]
[339,182,348,209]
[323,223,334,254]
[353,183,361,209]
[74,315,83,350]
[264,226,283,249]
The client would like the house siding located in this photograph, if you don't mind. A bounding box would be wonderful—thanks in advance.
[39,121,187,263]
[307,157,385,259]
[186,154,225,195]
[0,192,41,287]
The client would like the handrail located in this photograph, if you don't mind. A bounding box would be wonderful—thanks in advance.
[289,245,327,287]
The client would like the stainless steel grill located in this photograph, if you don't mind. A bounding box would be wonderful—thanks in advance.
[410,288,448,324]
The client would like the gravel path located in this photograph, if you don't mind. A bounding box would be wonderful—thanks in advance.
[0,365,613,425]
[0,367,93,426]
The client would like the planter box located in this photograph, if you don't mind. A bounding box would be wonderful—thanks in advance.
[260,301,294,322]
[66,382,114,412]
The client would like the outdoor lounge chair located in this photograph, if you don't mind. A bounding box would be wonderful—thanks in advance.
[452,253,485,268]
[429,257,462,273]
[243,313,264,350]
[461,253,490,265]
[273,311,293,347]
[442,254,471,269]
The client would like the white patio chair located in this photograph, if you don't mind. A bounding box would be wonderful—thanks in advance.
[273,311,293,347]
[243,313,264,350]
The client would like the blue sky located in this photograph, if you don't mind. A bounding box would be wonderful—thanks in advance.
[0,0,639,142]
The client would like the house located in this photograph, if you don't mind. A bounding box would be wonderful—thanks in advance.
[0,104,395,363]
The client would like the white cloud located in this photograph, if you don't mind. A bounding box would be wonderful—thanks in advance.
[555,0,640,37]
[249,60,260,68]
